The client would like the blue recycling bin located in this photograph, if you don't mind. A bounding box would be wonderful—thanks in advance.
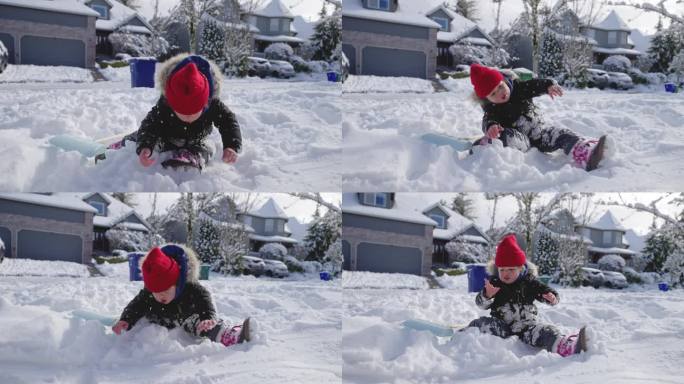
[467,263,488,293]
[319,271,331,281]
[658,282,669,291]
[130,58,156,88]
[664,83,677,93]
[326,71,339,82]
[128,252,144,281]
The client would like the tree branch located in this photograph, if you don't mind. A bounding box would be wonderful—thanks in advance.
[289,193,341,213]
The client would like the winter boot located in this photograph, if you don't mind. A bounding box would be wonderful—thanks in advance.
[217,324,242,347]
[238,317,251,343]
[571,135,606,171]
[555,326,587,357]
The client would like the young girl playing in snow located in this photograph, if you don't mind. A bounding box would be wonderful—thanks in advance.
[112,245,251,347]
[112,54,242,170]
[467,235,587,357]
[469,63,606,171]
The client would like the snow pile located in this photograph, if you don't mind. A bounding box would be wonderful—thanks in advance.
[0,258,89,277]
[94,260,130,278]
[98,65,132,83]
[343,273,684,383]
[0,65,94,83]
[342,75,435,94]
[343,271,429,290]
[597,254,626,272]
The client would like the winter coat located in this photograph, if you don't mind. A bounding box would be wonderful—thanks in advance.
[135,54,242,155]
[475,260,559,333]
[480,74,555,134]
[119,244,217,330]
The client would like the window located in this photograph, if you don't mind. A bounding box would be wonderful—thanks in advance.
[265,219,274,232]
[608,31,617,44]
[277,221,285,233]
[368,0,390,11]
[429,214,446,229]
[375,193,387,206]
[602,231,612,245]
[91,5,108,19]
[362,193,387,207]
[621,33,628,45]
[89,201,105,216]
[270,18,279,32]
[432,17,449,31]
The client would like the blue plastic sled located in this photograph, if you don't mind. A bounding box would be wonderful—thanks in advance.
[71,310,119,327]
[420,133,480,152]
[401,318,465,338]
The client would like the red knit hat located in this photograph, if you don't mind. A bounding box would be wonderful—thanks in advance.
[165,62,210,115]
[470,64,504,99]
[495,234,526,267]
[142,247,180,293]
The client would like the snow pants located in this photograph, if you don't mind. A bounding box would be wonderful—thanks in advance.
[467,316,561,352]
[116,131,214,164]
[181,314,242,346]
[475,116,580,155]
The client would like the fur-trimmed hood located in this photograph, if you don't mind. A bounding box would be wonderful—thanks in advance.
[156,54,223,99]
[139,244,201,287]
[471,69,518,106]
[486,259,539,278]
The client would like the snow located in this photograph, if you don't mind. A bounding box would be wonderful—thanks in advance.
[255,34,306,44]
[458,37,493,47]
[0,64,94,83]
[587,246,637,256]
[250,197,290,219]
[72,0,153,33]
[342,0,441,29]
[342,271,429,290]
[342,75,434,94]
[0,260,341,383]
[67,193,150,230]
[586,211,627,231]
[0,0,99,17]
[593,47,643,56]
[343,272,684,383]
[0,258,90,277]
[593,10,632,32]
[342,193,438,226]
[0,192,97,213]
[252,0,294,19]
[0,66,341,191]
[342,76,684,191]
[249,234,299,244]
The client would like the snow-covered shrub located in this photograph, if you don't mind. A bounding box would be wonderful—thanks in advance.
[302,260,323,274]
[598,254,626,272]
[289,243,310,261]
[669,50,684,82]
[663,248,684,288]
[539,31,563,78]
[533,231,560,275]
[627,68,651,85]
[622,267,643,284]
[289,55,312,73]
[449,43,510,67]
[304,209,341,262]
[634,54,655,72]
[109,31,170,59]
[194,218,221,265]
[638,272,661,284]
[322,239,342,276]
[299,41,318,61]
[602,55,631,73]
[216,225,250,275]
[259,243,288,261]
[106,228,165,252]
[197,15,225,63]
[445,239,490,264]
[284,255,305,273]
[264,43,294,61]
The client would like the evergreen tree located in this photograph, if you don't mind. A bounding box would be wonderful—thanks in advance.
[534,231,559,275]
[304,209,341,262]
[310,4,341,62]
[446,0,479,22]
[198,15,225,62]
[539,31,563,78]
[642,229,677,272]
[451,193,476,220]
[111,192,137,207]
[648,19,682,73]
[194,218,222,264]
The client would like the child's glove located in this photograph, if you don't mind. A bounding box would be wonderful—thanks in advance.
[139,148,155,167]
[222,148,238,164]
[484,279,501,299]
[486,124,503,139]
[547,84,564,100]
[197,319,217,333]
[542,292,558,305]
[112,320,129,335]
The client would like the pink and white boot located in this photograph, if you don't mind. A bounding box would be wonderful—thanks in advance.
[217,318,251,347]
[555,326,587,357]
[571,136,607,171]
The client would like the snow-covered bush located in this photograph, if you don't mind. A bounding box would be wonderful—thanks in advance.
[264,43,294,61]
[302,260,323,274]
[106,228,165,252]
[259,243,288,261]
[598,254,626,272]
[216,225,250,275]
[304,209,341,263]
[602,55,631,73]
[634,54,655,72]
[322,239,342,276]
[284,255,305,273]
[197,15,225,63]
[663,248,684,288]
[109,31,170,59]
[622,267,643,284]
[449,43,510,67]
[194,218,221,265]
[445,239,490,264]
[669,50,684,82]
[533,231,560,275]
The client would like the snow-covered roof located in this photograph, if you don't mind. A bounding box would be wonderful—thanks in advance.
[588,246,636,256]
[455,234,489,244]
[342,0,441,29]
[428,3,492,46]
[254,34,305,43]
[69,193,151,231]
[0,0,99,17]
[592,10,631,32]
[76,0,153,34]
[249,234,298,244]
[537,223,592,244]
[247,198,289,220]
[0,193,97,213]
[252,0,294,19]
[584,211,627,232]
[592,47,642,56]
[342,193,437,226]
[198,211,254,233]
[457,37,493,46]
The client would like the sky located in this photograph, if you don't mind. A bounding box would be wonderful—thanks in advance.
[138,0,332,22]
[133,192,341,224]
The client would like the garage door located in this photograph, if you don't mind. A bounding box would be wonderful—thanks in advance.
[21,36,85,67]
[0,33,14,64]
[0,226,10,256]
[18,230,82,263]
[362,47,426,78]
[342,240,351,270]
[342,44,356,75]
[357,242,423,275]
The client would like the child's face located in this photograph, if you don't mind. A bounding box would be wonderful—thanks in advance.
[152,285,176,304]
[175,110,203,124]
[498,266,523,284]
[486,81,511,104]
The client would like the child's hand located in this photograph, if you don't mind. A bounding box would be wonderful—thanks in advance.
[484,279,501,299]
[222,148,238,164]
[547,85,564,100]
[112,320,129,335]
[542,292,558,305]
[197,319,217,333]
[486,124,503,139]
[139,148,154,167]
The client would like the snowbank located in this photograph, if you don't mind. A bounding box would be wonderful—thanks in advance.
[0,258,89,277]
[343,271,429,290]
[343,75,435,94]
[0,65,94,83]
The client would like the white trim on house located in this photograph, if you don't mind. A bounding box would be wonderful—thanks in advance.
[254,34,304,43]
[249,234,298,244]
[431,16,449,31]
[588,246,636,256]
[0,193,97,213]
[367,0,390,11]
[0,0,100,17]
[89,201,106,216]
[429,214,446,229]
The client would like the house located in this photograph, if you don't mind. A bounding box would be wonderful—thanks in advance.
[342,193,436,276]
[244,0,305,54]
[0,193,97,264]
[531,209,592,261]
[237,198,299,251]
[0,0,99,68]
[81,0,155,57]
[583,10,643,64]
[342,0,440,79]
[576,210,636,264]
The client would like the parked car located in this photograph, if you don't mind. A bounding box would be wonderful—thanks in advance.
[263,259,289,278]
[269,60,295,78]
[607,71,634,89]
[241,255,266,277]
[247,56,271,78]
[602,271,628,289]
[581,267,605,288]
[585,68,609,89]
[0,40,8,74]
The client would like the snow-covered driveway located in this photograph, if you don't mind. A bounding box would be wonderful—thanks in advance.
[0,66,341,191]
[342,272,684,384]
[0,262,341,384]
[342,76,684,191]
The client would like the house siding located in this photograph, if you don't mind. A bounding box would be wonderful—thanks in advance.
[0,199,86,224]
[0,32,15,64]
[255,15,292,36]
[85,194,109,216]
[89,0,111,19]
[460,226,483,237]
[428,9,451,32]
[122,214,145,226]
[343,213,426,236]
[240,214,288,237]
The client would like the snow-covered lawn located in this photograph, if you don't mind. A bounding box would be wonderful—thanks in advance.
[342,75,435,94]
[343,272,684,383]
[0,66,341,191]
[342,75,684,191]
[342,271,429,290]
[0,261,341,383]
[0,64,95,83]
[0,258,90,277]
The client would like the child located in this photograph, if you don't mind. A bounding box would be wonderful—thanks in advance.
[469,63,606,171]
[113,54,242,170]
[112,245,251,347]
[467,235,587,357]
